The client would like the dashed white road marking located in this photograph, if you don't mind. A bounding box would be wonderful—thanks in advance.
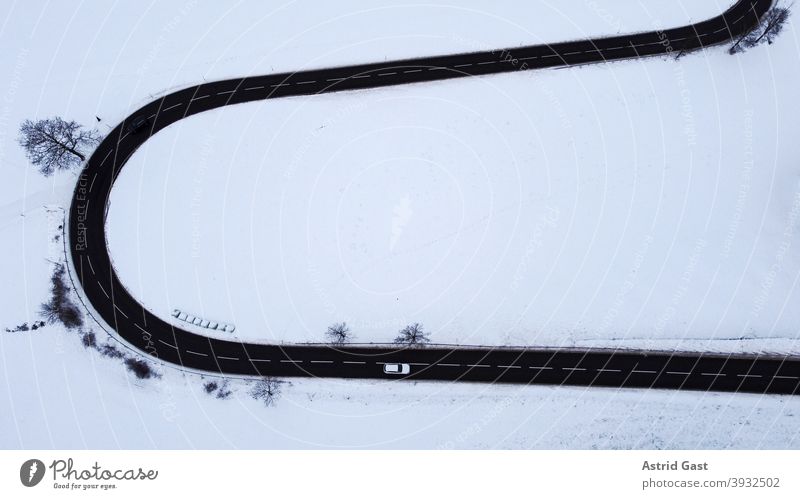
[113,305,128,319]
[217,355,239,361]
[158,339,177,349]
[343,360,366,365]
[162,102,184,112]
[310,360,334,364]
[186,350,208,357]
[101,149,113,165]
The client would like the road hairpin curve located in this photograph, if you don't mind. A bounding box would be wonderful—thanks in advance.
[68,0,800,395]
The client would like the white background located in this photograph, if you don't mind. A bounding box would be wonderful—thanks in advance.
[1,451,798,498]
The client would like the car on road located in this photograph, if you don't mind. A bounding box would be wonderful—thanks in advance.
[127,115,150,134]
[383,363,411,375]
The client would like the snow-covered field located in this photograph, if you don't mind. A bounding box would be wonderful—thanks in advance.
[107,7,800,351]
[1,0,737,207]
[2,0,800,449]
[2,198,797,450]
[3,324,799,449]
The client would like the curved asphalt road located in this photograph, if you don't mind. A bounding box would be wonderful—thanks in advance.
[69,0,800,395]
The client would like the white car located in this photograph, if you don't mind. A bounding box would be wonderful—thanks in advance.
[383,363,411,375]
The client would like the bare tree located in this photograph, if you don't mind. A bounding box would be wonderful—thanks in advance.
[730,6,790,54]
[18,117,101,176]
[394,323,430,347]
[39,264,83,329]
[250,377,282,406]
[325,322,351,345]
[759,7,791,45]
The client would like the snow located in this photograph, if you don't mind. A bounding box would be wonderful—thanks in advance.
[1,0,736,206]
[108,16,800,351]
[2,326,799,449]
[2,0,800,450]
